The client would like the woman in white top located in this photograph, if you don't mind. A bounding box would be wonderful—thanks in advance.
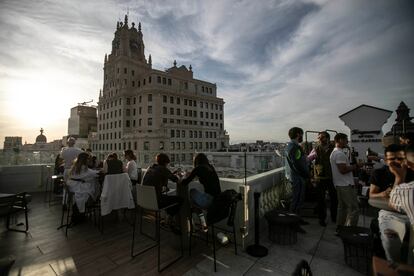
[67,152,99,217]
[124,149,139,185]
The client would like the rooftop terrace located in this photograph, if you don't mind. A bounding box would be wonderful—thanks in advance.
[1,192,367,276]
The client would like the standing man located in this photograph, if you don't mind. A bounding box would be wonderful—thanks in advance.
[61,137,83,181]
[285,127,310,217]
[308,131,337,226]
[330,133,361,229]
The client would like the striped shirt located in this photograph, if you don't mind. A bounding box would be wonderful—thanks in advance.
[389,181,414,224]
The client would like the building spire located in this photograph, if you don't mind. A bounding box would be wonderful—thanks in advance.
[138,22,141,32]
[104,53,107,63]
[173,60,177,67]
[148,54,152,66]
[189,64,192,71]
[124,14,128,26]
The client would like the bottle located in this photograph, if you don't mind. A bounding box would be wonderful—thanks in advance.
[216,232,229,245]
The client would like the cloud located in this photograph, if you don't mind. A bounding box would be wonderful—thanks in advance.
[0,0,413,146]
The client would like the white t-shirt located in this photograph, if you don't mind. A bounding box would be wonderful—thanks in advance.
[61,146,83,169]
[126,160,138,181]
[330,147,354,187]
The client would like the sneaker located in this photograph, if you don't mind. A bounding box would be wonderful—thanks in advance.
[216,232,229,245]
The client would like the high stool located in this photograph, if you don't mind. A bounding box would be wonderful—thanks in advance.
[189,193,241,272]
[265,210,300,245]
[338,226,373,275]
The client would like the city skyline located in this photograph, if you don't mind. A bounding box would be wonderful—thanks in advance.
[1,0,413,147]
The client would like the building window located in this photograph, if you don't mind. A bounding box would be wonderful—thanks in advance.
[144,155,149,163]
[163,118,167,123]
[126,120,130,127]
[171,129,175,138]
[170,108,174,115]
[126,109,130,116]
[177,97,180,104]
[170,96,174,104]
[182,130,185,138]
[144,141,149,151]
[162,77,166,84]
[163,107,167,114]
[168,79,172,85]
[157,76,161,83]
[148,106,153,114]
[148,118,152,126]
[184,99,187,105]
[148,76,152,83]
[170,142,175,150]
[139,107,142,114]
[176,130,180,138]
[148,94,152,101]
[139,119,142,126]
[163,95,167,103]
[184,82,188,89]
[176,109,181,116]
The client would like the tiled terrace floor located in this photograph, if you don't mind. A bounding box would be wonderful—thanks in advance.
[1,194,367,275]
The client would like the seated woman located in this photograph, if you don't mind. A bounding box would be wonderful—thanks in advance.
[124,149,139,185]
[103,153,125,174]
[142,153,183,228]
[181,153,222,229]
[67,152,99,223]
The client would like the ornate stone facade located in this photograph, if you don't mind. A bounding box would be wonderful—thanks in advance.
[92,15,229,166]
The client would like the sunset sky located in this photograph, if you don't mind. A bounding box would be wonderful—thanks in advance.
[0,0,413,147]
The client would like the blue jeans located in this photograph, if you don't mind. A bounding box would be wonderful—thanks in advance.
[378,210,412,263]
[190,188,213,210]
[289,177,305,214]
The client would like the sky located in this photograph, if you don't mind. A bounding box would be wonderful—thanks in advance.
[0,0,413,147]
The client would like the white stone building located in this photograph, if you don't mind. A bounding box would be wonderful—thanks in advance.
[339,104,392,161]
[91,15,229,166]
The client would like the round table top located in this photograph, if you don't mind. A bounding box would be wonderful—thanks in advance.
[265,210,301,224]
[338,226,372,244]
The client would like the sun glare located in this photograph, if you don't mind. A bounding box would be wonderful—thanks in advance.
[5,74,69,130]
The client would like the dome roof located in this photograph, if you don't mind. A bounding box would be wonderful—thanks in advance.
[35,128,47,143]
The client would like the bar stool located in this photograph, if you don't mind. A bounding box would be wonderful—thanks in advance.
[131,185,183,272]
[189,192,241,272]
